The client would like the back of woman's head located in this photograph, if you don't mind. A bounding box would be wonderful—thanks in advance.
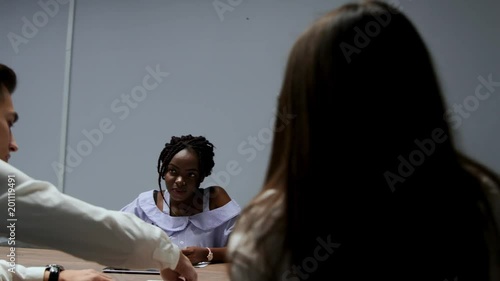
[270,0,453,174]
[263,1,494,280]
[269,1,461,211]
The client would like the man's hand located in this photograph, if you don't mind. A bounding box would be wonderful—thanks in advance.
[57,269,114,281]
[160,253,197,281]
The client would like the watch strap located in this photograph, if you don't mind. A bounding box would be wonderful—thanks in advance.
[45,264,64,281]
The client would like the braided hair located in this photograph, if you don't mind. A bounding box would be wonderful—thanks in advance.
[157,134,215,192]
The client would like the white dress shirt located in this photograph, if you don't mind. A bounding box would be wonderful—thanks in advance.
[0,160,180,281]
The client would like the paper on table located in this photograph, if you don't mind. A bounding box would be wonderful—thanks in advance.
[103,261,209,276]
[103,262,209,274]
[194,262,210,268]
[102,267,159,274]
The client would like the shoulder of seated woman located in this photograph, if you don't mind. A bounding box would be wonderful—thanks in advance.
[208,186,231,209]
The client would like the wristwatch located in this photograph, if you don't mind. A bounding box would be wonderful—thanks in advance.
[45,264,64,281]
[206,247,213,262]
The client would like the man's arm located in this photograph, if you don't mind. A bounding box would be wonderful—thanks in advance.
[0,178,179,270]
[0,260,114,281]
[0,161,196,280]
[0,260,44,281]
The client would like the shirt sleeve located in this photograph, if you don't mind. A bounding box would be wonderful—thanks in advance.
[218,215,239,247]
[120,198,140,213]
[0,160,180,272]
[120,192,149,220]
[0,260,44,281]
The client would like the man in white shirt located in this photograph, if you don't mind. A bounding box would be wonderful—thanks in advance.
[0,63,197,281]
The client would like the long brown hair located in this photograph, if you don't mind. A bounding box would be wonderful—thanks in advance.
[244,1,498,280]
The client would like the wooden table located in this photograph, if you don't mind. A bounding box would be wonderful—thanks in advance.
[0,247,229,281]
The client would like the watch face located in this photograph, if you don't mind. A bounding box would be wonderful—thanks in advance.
[46,264,64,281]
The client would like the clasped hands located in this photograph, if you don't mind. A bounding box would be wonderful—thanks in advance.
[181,246,210,265]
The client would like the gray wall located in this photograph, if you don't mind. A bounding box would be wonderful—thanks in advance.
[0,0,68,186]
[1,0,499,211]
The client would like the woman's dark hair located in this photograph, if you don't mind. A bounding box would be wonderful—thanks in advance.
[157,134,215,191]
